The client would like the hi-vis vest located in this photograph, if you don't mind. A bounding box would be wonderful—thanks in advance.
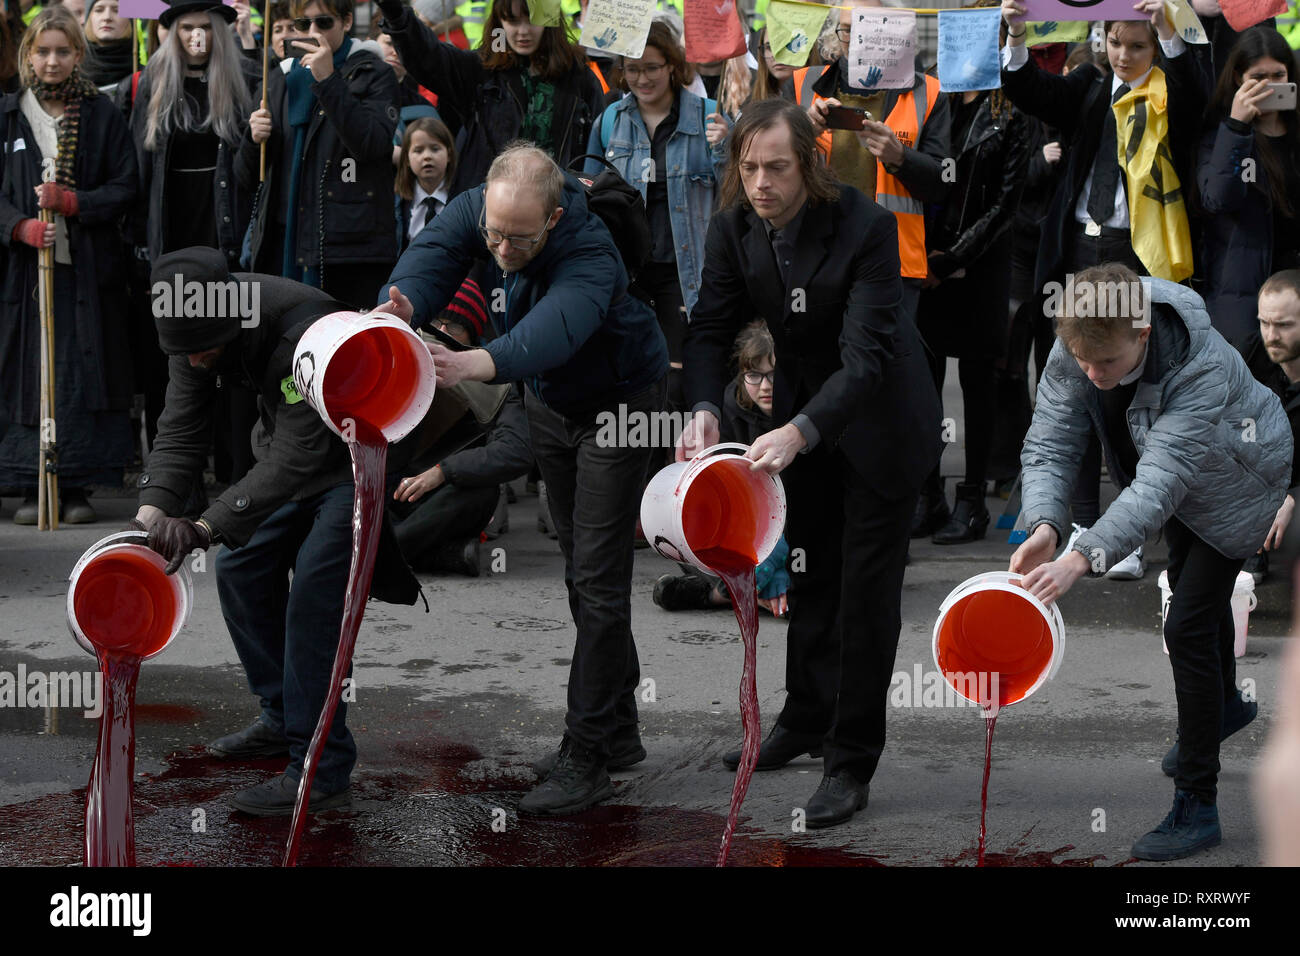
[1113,67,1194,282]
[794,66,941,279]
[457,0,488,48]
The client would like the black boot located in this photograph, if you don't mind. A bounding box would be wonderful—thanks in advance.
[910,481,950,538]
[430,538,481,577]
[932,482,990,545]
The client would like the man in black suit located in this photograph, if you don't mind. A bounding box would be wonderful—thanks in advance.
[680,99,943,828]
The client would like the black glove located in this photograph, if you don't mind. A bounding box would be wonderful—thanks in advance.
[148,517,211,575]
[124,517,149,533]
[374,0,405,26]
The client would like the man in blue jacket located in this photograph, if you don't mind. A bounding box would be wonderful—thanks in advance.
[375,143,669,815]
[1011,262,1291,860]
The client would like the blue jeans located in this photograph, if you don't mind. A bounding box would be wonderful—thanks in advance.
[524,379,666,757]
[215,481,357,793]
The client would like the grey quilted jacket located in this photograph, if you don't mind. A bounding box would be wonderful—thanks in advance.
[1021,279,1292,568]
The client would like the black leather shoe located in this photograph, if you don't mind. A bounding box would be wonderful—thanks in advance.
[1162,692,1258,776]
[208,719,290,759]
[230,772,350,817]
[518,738,612,815]
[804,772,869,829]
[431,537,481,577]
[722,723,823,772]
[532,729,646,778]
[910,487,951,538]
[932,482,990,545]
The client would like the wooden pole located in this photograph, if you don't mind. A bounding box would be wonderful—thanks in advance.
[37,207,58,530]
[259,17,270,181]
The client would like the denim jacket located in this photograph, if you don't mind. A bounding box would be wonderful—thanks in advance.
[584,88,728,318]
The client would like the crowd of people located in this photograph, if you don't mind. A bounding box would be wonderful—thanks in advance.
[2,0,1300,861]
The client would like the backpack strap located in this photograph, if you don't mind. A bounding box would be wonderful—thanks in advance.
[600,101,617,151]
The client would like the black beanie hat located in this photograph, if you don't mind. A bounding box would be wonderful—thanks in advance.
[150,247,243,356]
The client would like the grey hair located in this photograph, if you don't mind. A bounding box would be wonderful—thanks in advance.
[485,143,565,212]
[817,0,882,62]
[144,11,252,152]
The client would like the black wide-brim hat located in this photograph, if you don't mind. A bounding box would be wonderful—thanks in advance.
[158,2,239,28]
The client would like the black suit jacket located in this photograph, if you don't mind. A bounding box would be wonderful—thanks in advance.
[684,184,943,499]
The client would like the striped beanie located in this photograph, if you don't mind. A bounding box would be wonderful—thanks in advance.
[439,278,488,344]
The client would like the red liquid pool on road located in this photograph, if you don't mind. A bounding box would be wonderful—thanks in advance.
[283,423,387,867]
[978,713,997,867]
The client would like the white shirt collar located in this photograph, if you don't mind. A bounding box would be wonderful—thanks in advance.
[1113,68,1152,97]
[413,181,449,208]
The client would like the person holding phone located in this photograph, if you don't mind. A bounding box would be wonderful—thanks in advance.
[1195,25,1300,352]
[236,0,398,308]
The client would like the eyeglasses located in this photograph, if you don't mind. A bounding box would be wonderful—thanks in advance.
[743,370,775,386]
[478,206,552,250]
[835,26,852,41]
[624,62,667,79]
[293,15,335,31]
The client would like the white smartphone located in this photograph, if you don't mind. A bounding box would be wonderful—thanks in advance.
[1261,82,1297,113]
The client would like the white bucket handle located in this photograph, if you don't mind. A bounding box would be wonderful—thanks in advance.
[674,442,754,495]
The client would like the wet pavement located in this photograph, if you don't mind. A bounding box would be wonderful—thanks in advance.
[1,366,1293,868]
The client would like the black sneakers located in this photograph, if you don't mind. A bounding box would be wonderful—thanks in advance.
[518,738,612,816]
[532,728,645,778]
[1131,789,1221,861]
[229,772,351,817]
[207,718,290,759]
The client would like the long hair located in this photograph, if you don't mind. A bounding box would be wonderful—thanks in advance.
[718,98,840,211]
[18,6,88,87]
[143,10,252,152]
[479,0,581,82]
[749,27,783,106]
[396,116,457,201]
[1206,26,1299,218]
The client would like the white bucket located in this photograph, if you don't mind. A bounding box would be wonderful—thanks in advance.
[67,531,193,661]
[639,443,786,577]
[931,571,1065,713]
[1157,569,1256,658]
[291,311,435,442]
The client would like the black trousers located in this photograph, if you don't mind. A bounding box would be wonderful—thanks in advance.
[777,444,917,782]
[390,482,499,569]
[523,378,666,757]
[1163,516,1245,804]
[922,350,997,491]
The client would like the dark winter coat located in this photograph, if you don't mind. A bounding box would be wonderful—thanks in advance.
[1194,116,1289,351]
[381,5,604,197]
[0,91,137,425]
[383,174,669,418]
[136,274,420,603]
[130,60,261,266]
[439,386,533,488]
[235,40,399,275]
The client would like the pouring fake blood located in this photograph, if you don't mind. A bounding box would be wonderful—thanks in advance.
[681,459,766,867]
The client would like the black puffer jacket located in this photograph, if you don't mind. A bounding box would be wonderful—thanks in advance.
[235,40,398,274]
[380,4,603,196]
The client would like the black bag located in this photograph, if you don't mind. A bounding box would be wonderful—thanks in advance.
[567,154,653,282]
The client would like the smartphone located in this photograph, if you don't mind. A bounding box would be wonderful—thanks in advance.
[824,105,872,131]
[1261,82,1297,113]
[290,36,321,53]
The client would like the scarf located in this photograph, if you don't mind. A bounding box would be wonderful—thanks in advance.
[29,67,100,188]
[83,37,135,89]
[1113,67,1195,283]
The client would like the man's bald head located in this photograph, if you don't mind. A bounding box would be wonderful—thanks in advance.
[485,143,565,214]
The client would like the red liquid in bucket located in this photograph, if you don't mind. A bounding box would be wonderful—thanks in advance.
[321,328,421,436]
[936,587,1054,708]
[680,460,761,563]
[73,549,177,658]
[283,421,387,866]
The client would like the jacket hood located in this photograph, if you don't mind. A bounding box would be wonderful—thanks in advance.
[1143,278,1205,376]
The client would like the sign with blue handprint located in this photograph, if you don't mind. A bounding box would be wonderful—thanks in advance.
[1162,0,1210,43]
[766,0,832,67]
[1024,20,1088,44]
[579,0,656,58]
[937,8,1001,93]
[848,9,916,91]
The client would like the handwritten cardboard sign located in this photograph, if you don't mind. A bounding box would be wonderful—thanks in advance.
[848,9,916,92]
[937,8,1001,92]
[580,0,657,58]
[683,0,748,63]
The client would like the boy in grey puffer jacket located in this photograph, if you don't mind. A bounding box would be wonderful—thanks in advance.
[1010,263,1291,862]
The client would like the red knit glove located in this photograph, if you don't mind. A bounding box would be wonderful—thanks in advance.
[34,182,78,217]
[12,218,54,248]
